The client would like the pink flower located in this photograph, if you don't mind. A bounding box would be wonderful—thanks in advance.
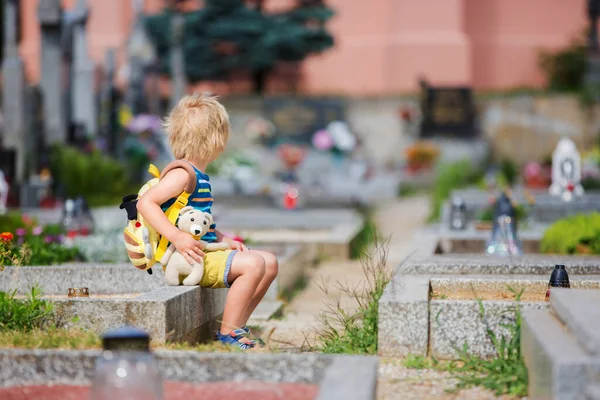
[523,162,542,179]
[32,226,43,236]
[15,228,26,237]
[312,129,334,151]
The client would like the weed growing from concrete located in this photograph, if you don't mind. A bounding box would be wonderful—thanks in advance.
[315,234,391,354]
[0,286,53,331]
[404,286,528,397]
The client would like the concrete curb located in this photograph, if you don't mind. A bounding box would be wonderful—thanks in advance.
[0,349,378,399]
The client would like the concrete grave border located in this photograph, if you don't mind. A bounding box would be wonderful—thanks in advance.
[378,273,600,359]
[522,289,600,400]
[0,350,378,400]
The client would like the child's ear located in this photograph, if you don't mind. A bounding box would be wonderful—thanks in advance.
[179,206,194,215]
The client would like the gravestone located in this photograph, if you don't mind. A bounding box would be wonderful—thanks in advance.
[99,49,119,156]
[2,0,27,183]
[25,86,45,174]
[69,0,97,137]
[263,97,345,145]
[170,11,187,109]
[585,0,600,101]
[549,138,584,202]
[38,0,67,144]
[418,80,477,139]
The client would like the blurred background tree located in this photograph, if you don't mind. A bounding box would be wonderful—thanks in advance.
[144,0,335,93]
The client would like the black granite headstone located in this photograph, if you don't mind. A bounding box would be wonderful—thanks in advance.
[263,97,345,145]
[419,82,477,139]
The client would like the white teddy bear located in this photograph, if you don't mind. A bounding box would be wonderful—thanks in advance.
[160,206,229,286]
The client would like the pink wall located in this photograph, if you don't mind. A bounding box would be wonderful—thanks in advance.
[16,0,587,95]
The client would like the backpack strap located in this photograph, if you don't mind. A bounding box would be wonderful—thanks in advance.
[154,160,198,262]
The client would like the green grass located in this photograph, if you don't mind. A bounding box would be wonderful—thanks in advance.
[315,236,391,354]
[0,327,272,352]
[349,208,378,260]
[0,286,53,331]
[404,286,528,397]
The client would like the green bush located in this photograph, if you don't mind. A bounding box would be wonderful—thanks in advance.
[0,286,53,332]
[50,146,130,207]
[538,34,586,93]
[499,158,518,186]
[428,160,483,222]
[540,213,600,255]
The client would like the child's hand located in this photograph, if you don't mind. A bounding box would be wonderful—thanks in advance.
[172,231,205,264]
[222,236,248,251]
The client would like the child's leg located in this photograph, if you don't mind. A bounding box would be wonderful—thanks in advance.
[220,252,266,338]
[240,250,278,323]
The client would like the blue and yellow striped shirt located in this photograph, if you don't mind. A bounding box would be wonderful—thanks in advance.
[161,163,217,243]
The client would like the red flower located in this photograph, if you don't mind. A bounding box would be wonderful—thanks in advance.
[233,236,245,243]
[0,232,14,242]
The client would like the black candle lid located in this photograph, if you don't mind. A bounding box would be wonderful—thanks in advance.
[549,264,570,287]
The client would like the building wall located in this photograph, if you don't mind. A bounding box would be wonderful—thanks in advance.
[17,0,587,95]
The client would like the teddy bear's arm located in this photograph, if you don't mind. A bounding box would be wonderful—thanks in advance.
[160,243,176,265]
[203,241,230,252]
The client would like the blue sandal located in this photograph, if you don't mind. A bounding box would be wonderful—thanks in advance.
[215,329,255,350]
[242,326,265,347]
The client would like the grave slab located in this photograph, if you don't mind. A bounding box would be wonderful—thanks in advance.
[550,289,600,356]
[214,207,364,260]
[0,350,378,400]
[521,309,594,400]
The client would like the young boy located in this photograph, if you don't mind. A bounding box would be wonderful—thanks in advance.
[137,94,278,349]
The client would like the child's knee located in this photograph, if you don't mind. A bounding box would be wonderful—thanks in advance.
[240,253,266,280]
[263,252,278,281]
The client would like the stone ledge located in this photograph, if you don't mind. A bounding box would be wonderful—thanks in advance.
[550,289,600,357]
[50,286,227,344]
[399,254,600,276]
[522,309,599,400]
[0,263,165,295]
[0,349,378,400]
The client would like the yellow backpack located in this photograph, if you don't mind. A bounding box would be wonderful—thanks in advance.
[119,161,197,274]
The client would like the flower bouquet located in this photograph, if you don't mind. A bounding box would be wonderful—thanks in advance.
[404,141,440,173]
[311,121,357,159]
[523,162,551,190]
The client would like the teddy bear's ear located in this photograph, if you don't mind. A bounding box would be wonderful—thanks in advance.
[204,213,214,226]
[179,206,194,215]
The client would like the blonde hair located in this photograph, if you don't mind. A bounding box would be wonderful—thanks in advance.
[163,93,230,161]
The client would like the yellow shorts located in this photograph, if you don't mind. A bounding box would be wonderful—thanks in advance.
[199,249,237,289]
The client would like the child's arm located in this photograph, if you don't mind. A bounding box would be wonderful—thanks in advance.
[215,229,248,251]
[137,168,205,264]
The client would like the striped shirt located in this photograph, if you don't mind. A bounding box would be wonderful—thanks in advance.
[161,163,217,243]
